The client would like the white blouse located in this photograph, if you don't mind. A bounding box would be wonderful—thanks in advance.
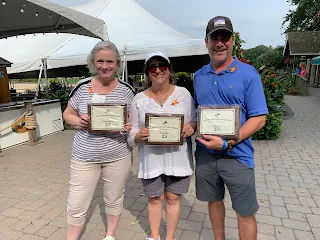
[128,86,197,179]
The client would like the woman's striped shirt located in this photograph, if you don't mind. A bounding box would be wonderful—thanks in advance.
[69,77,135,162]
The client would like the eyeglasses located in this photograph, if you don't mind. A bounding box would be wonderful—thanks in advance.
[147,63,169,73]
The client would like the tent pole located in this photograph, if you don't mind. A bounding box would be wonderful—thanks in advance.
[43,58,48,93]
[122,46,127,82]
[317,65,319,86]
[125,56,128,83]
[34,62,44,99]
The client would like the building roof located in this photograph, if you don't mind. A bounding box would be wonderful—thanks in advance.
[0,57,12,67]
[283,31,320,56]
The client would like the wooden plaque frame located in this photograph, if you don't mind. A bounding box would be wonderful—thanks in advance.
[197,105,240,140]
[88,103,127,133]
[145,113,184,145]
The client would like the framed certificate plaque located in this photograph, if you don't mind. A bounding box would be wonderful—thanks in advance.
[88,103,127,133]
[197,105,240,140]
[145,113,184,145]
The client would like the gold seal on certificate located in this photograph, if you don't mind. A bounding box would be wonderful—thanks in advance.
[145,113,184,145]
[88,103,127,133]
[197,105,240,140]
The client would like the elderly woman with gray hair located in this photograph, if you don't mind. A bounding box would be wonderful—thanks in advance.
[63,41,135,240]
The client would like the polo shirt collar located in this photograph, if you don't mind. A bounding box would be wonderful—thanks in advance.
[204,57,239,74]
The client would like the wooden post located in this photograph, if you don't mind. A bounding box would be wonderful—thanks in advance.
[0,67,10,104]
[24,101,38,145]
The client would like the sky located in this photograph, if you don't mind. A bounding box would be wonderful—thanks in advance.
[49,0,293,49]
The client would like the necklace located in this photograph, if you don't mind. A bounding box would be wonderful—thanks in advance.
[151,85,171,107]
[154,94,168,107]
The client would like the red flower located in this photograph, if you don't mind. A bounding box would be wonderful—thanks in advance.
[271,74,277,77]
[271,82,276,87]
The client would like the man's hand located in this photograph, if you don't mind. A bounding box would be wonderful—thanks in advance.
[196,135,224,150]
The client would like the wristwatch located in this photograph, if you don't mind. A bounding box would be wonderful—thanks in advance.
[226,140,234,151]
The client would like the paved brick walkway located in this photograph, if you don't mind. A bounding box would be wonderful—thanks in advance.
[1,95,320,240]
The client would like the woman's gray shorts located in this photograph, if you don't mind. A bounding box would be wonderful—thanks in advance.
[142,174,191,198]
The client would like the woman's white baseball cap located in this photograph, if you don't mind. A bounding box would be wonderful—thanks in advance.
[145,49,170,64]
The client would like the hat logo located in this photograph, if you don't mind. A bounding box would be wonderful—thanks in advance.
[214,18,226,26]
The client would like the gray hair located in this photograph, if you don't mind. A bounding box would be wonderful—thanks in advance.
[87,41,122,75]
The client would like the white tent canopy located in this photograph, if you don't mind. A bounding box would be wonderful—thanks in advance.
[0,0,107,40]
[0,0,207,75]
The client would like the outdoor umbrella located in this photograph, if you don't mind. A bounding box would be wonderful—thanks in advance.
[0,0,107,40]
[311,56,320,65]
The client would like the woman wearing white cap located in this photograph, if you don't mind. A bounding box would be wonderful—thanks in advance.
[128,50,196,240]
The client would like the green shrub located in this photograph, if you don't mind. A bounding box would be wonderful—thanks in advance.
[39,79,73,129]
[252,73,285,140]
[175,72,194,97]
[279,75,302,95]
[252,110,283,140]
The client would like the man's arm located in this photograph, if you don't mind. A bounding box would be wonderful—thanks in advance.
[230,115,266,146]
[196,115,266,150]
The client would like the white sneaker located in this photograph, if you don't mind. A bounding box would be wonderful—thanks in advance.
[145,237,160,240]
[102,236,115,240]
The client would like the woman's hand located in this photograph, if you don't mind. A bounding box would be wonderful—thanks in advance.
[182,123,195,138]
[77,114,90,130]
[120,122,132,135]
[63,103,89,130]
[134,128,149,143]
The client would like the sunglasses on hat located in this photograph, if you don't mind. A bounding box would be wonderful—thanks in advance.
[147,63,169,73]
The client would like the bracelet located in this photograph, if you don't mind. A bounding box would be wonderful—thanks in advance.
[222,140,227,150]
[226,140,234,151]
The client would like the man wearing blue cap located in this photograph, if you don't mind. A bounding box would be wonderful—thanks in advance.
[194,16,268,240]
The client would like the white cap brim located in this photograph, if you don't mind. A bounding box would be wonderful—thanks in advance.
[145,49,170,64]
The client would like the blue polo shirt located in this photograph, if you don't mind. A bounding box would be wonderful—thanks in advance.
[194,57,268,168]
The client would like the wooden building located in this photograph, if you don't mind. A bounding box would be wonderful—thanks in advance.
[283,31,320,86]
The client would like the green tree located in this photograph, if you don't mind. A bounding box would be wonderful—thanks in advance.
[244,45,269,68]
[283,0,320,32]
[256,46,284,69]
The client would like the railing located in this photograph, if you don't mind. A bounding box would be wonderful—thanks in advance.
[296,75,308,95]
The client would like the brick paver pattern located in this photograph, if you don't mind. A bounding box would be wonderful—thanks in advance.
[1,95,320,239]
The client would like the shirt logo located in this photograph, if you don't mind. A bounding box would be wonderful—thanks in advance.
[214,18,226,26]
[229,65,238,72]
[171,99,179,106]
[88,86,94,94]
